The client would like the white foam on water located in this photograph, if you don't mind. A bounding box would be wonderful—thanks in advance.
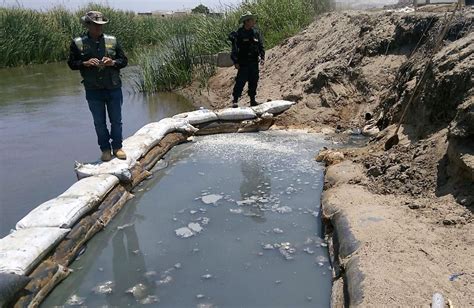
[174,227,194,238]
[188,222,203,233]
[191,132,327,175]
[201,194,223,205]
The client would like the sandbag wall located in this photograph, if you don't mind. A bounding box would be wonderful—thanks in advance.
[0,101,295,307]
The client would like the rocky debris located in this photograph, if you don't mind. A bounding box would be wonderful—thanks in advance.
[316,148,345,166]
[358,139,440,197]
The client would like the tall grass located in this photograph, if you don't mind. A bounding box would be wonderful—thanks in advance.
[0,4,170,67]
[136,0,330,92]
[0,0,330,91]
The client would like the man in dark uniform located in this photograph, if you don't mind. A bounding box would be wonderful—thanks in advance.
[68,11,128,162]
[230,11,265,108]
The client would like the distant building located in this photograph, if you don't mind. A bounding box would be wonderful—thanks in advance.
[149,10,191,18]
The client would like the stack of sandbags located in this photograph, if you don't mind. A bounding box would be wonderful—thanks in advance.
[75,118,197,181]
[216,107,257,121]
[16,174,118,229]
[0,228,70,276]
[252,100,296,116]
[173,109,218,125]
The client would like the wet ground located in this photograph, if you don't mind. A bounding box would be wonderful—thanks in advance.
[0,63,193,236]
[44,131,331,307]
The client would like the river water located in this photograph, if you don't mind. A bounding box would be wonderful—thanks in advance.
[0,63,194,237]
[43,131,332,307]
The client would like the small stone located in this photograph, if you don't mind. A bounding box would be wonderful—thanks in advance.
[443,219,457,226]
[367,166,382,177]
[408,203,420,210]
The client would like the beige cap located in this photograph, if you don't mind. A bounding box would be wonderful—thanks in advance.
[81,11,109,25]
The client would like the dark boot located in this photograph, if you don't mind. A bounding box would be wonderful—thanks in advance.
[250,97,258,107]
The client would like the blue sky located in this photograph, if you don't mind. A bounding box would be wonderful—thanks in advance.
[1,0,243,11]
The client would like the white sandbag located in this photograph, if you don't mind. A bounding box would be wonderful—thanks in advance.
[122,134,157,161]
[75,159,132,182]
[252,100,296,116]
[16,175,118,229]
[216,107,257,121]
[134,117,197,140]
[75,118,197,181]
[173,109,218,125]
[0,228,70,275]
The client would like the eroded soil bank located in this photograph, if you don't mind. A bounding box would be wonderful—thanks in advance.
[183,7,474,306]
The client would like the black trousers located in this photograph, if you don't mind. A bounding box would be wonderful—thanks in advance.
[232,62,259,102]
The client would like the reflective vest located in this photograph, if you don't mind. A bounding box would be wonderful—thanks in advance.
[73,34,122,90]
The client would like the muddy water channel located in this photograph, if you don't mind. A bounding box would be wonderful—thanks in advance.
[44,131,332,307]
[0,63,193,236]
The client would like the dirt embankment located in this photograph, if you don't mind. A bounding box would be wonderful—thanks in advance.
[183,7,474,307]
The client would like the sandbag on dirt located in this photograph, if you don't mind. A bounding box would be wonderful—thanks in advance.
[215,107,257,121]
[134,117,197,140]
[0,228,69,276]
[173,109,218,125]
[0,273,31,307]
[252,100,296,116]
[16,174,118,229]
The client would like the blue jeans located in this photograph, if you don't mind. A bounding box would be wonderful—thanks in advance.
[85,88,123,152]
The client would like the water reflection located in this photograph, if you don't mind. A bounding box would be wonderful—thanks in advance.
[0,62,194,237]
[43,132,332,308]
[109,209,154,306]
[240,155,271,223]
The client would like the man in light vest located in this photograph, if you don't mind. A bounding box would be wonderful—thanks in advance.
[68,11,128,162]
